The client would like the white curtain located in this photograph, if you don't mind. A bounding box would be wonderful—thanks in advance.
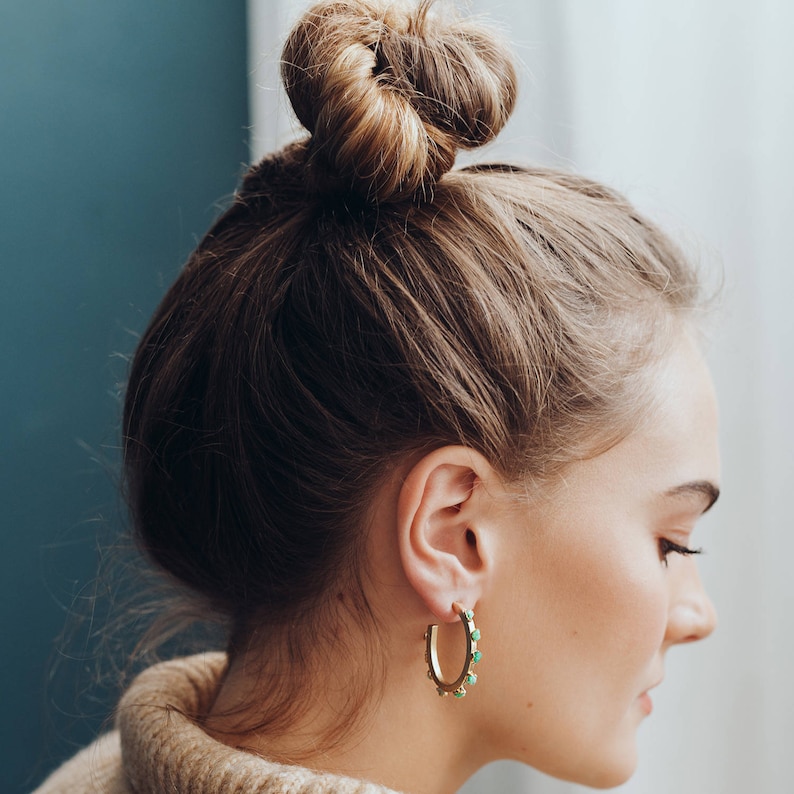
[247,1,794,791]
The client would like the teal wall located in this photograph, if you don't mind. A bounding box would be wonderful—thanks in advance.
[0,3,249,791]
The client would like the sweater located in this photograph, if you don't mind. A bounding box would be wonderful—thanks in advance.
[32,653,402,793]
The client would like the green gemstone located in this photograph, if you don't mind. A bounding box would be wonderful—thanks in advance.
[471,628,481,641]
[454,688,466,698]
[466,673,477,685]
[472,650,482,664]
[464,609,474,621]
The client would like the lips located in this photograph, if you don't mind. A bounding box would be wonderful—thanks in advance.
[638,677,663,715]
[638,691,653,715]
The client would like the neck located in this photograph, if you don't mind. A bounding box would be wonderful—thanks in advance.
[206,607,489,794]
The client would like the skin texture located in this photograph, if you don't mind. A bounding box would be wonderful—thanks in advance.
[475,330,720,787]
[209,331,719,793]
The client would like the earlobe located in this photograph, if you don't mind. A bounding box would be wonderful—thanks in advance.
[397,446,498,622]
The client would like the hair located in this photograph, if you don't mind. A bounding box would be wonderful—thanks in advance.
[122,0,700,744]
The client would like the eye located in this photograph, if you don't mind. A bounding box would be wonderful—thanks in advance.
[658,538,703,567]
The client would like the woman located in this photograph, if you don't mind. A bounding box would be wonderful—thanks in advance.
[35,0,718,791]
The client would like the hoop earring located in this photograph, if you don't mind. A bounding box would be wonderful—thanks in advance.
[424,601,482,698]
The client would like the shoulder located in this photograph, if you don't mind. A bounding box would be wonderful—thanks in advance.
[31,731,130,794]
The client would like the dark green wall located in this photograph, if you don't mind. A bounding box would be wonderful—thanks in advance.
[0,3,249,791]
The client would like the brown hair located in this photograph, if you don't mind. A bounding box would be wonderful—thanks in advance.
[122,0,699,739]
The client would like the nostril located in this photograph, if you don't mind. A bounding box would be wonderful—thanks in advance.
[669,598,717,643]
[700,599,718,640]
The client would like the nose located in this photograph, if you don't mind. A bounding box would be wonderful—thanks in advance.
[665,560,717,645]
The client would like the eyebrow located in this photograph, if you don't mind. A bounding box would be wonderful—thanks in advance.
[663,480,721,513]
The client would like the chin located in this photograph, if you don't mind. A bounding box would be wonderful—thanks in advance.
[542,740,638,790]
[573,747,638,790]
[511,722,641,789]
[582,768,636,790]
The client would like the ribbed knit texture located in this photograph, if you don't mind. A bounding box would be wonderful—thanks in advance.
[33,654,402,793]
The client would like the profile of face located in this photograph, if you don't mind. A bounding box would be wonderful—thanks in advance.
[477,331,719,787]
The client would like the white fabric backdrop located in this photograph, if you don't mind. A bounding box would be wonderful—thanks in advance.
[247,1,794,791]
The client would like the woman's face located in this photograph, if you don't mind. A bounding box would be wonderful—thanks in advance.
[482,333,719,787]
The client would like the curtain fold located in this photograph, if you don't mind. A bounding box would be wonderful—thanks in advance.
[248,2,794,791]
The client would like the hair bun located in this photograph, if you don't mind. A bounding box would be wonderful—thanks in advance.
[281,0,517,202]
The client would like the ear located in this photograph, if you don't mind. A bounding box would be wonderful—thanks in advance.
[397,446,500,623]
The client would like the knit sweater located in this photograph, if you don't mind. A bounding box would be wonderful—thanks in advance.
[33,653,402,793]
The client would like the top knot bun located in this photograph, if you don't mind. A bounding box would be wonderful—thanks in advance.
[281,0,518,202]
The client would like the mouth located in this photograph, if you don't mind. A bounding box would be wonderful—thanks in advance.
[637,691,654,715]
[638,678,663,716]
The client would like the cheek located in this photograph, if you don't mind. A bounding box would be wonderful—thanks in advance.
[511,537,668,723]
[481,521,670,786]
[503,543,667,779]
[552,542,668,678]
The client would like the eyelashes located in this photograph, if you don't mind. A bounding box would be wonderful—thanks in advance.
[658,538,703,567]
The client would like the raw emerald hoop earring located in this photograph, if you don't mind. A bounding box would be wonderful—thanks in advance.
[424,601,482,699]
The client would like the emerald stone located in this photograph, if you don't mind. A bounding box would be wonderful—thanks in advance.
[472,650,482,664]
[464,609,474,621]
[466,673,477,685]
[454,688,466,698]
[471,628,481,641]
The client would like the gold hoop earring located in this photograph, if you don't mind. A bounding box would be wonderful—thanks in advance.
[424,601,482,698]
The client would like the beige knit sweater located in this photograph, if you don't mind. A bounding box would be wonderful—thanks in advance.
[33,653,402,793]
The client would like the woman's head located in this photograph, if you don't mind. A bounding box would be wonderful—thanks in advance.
[121,0,714,784]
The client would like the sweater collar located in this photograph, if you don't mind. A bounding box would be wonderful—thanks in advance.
[117,653,402,794]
